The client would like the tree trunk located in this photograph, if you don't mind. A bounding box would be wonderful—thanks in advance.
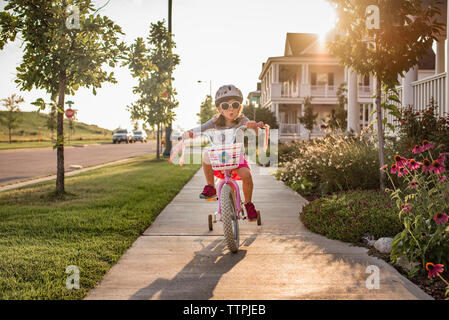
[156,123,160,160]
[8,127,11,144]
[56,74,67,196]
[376,76,386,192]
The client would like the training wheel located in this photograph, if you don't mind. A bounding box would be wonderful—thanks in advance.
[257,210,261,226]
[208,214,214,231]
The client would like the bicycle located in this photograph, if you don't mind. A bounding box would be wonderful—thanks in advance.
[170,123,269,253]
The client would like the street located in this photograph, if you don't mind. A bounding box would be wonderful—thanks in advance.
[0,141,156,185]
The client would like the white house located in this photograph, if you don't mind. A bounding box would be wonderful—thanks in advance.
[259,32,436,141]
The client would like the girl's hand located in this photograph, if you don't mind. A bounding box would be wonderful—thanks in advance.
[246,121,261,129]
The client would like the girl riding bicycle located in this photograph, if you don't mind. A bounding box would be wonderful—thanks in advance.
[182,84,263,221]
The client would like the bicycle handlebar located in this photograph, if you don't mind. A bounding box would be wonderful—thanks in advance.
[169,122,270,166]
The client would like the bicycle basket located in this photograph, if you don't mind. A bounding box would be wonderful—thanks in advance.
[207,143,244,171]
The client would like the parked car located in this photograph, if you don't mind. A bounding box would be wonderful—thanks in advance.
[133,130,147,143]
[113,129,133,144]
[171,131,182,141]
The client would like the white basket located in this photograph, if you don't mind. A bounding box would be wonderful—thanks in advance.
[207,143,244,171]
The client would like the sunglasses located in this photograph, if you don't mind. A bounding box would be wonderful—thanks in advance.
[220,101,241,110]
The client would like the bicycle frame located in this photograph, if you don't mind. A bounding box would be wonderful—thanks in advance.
[201,125,247,221]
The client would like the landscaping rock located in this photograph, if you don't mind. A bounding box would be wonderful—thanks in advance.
[374,237,393,253]
[362,233,376,247]
[396,255,420,271]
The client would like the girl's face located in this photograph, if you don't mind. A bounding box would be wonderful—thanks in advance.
[218,98,241,121]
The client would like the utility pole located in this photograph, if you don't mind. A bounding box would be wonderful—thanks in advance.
[163,0,173,158]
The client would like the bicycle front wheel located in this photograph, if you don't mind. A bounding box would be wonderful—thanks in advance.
[220,184,239,253]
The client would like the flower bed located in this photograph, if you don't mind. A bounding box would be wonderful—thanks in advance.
[276,133,396,196]
[300,190,402,243]
[383,140,449,298]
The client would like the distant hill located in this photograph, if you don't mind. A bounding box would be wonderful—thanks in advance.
[0,111,113,142]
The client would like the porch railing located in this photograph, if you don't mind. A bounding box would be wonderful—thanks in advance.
[412,72,447,116]
[279,123,301,135]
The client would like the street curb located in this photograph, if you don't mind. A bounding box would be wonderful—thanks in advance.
[0,157,134,193]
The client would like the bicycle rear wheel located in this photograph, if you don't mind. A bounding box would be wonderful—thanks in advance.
[220,184,239,253]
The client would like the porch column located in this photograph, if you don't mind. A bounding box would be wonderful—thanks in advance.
[436,40,445,74]
[446,7,449,110]
[274,103,280,123]
[402,65,418,108]
[347,67,359,133]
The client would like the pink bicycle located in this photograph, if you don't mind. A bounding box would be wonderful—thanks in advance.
[170,123,269,253]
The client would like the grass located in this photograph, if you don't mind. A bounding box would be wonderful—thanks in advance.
[0,110,113,144]
[0,155,200,299]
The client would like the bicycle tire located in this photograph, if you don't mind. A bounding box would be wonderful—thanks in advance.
[220,184,239,253]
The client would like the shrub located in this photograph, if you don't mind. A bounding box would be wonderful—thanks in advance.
[384,140,449,276]
[276,132,395,195]
[300,190,402,243]
[395,99,449,160]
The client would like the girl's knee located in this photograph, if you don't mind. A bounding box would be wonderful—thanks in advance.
[238,168,252,180]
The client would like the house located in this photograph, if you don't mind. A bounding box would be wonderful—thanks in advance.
[259,32,436,141]
[247,82,261,106]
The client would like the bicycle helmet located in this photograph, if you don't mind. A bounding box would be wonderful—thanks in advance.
[215,84,243,107]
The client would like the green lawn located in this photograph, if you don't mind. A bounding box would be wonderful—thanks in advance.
[0,155,200,299]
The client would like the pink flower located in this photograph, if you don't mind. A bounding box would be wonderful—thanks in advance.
[433,212,449,225]
[391,163,398,174]
[426,263,444,279]
[409,180,418,189]
[422,159,432,173]
[398,167,409,177]
[407,159,422,171]
[421,140,434,151]
[431,160,446,175]
[412,145,423,154]
[401,204,411,213]
[436,155,446,165]
[394,155,407,168]
[438,175,447,183]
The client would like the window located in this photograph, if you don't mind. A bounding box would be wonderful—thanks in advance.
[311,72,334,86]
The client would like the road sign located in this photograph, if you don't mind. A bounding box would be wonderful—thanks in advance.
[65,108,75,118]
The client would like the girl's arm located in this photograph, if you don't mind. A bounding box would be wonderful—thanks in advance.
[182,115,218,139]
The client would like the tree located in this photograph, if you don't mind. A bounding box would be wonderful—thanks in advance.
[242,103,278,129]
[0,94,24,143]
[126,21,180,159]
[327,0,444,191]
[0,0,126,196]
[298,96,318,136]
[327,82,348,132]
[196,95,216,125]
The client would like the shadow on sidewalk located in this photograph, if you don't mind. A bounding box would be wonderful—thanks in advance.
[129,235,257,300]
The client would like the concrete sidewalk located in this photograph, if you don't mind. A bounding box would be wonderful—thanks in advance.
[86,168,432,300]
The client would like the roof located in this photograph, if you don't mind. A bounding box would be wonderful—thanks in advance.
[284,33,319,57]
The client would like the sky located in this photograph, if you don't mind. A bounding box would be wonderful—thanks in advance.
[0,0,337,132]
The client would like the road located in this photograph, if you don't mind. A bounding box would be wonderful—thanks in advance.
[0,141,156,186]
